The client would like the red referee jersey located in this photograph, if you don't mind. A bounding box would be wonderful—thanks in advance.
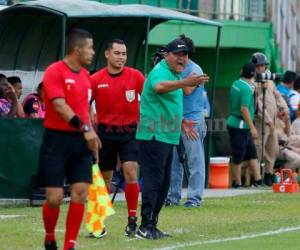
[91,66,145,126]
[43,61,91,131]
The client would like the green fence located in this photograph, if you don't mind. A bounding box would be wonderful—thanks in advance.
[0,118,44,198]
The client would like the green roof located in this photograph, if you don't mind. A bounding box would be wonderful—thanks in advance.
[0,0,221,90]
[17,0,221,27]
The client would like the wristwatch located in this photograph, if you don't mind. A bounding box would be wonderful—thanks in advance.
[80,124,91,133]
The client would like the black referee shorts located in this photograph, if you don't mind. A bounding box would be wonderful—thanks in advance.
[38,129,93,187]
[227,126,257,164]
[97,123,138,171]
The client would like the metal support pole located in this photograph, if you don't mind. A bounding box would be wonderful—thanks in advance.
[205,26,222,188]
[60,15,66,59]
[143,18,151,76]
[260,86,266,177]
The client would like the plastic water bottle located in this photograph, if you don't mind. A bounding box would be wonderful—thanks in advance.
[274,172,281,183]
[292,173,299,183]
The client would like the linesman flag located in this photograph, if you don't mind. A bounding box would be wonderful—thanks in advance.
[86,164,115,237]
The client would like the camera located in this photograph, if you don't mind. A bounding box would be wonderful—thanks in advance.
[256,72,281,82]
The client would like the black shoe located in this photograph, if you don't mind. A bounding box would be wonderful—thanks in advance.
[44,241,57,250]
[165,200,180,207]
[136,224,158,240]
[125,216,138,237]
[264,173,273,186]
[154,227,172,238]
[252,179,263,187]
[232,181,242,188]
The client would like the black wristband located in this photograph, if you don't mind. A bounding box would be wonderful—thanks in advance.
[69,115,82,130]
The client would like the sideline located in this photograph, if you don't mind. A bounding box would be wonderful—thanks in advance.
[153,226,300,250]
[0,215,25,219]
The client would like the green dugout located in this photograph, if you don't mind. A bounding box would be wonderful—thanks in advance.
[0,0,221,198]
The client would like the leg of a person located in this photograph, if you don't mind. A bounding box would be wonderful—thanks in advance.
[166,146,183,205]
[254,118,265,165]
[153,144,174,221]
[123,161,139,218]
[43,188,64,243]
[64,183,89,250]
[102,170,113,191]
[264,129,279,174]
[98,139,118,190]
[39,130,68,245]
[244,134,261,181]
[120,138,139,219]
[122,161,138,183]
[183,121,206,205]
[64,136,93,250]
[231,162,242,184]
[228,127,247,184]
[282,149,300,169]
[139,139,171,227]
[247,159,261,180]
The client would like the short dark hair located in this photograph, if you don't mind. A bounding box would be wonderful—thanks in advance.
[294,76,300,90]
[37,82,43,92]
[105,38,125,51]
[7,76,21,86]
[178,34,195,57]
[0,73,7,85]
[65,29,93,55]
[240,63,256,78]
[282,70,297,84]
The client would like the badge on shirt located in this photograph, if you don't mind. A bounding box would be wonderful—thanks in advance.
[125,90,135,102]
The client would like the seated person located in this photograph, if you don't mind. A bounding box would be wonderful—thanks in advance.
[7,76,25,117]
[289,76,300,121]
[22,82,45,118]
[0,74,17,117]
[277,109,300,169]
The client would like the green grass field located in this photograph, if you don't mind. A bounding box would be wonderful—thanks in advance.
[1,192,300,250]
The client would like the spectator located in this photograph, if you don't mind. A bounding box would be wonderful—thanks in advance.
[7,76,23,99]
[276,70,298,121]
[277,111,300,169]
[0,73,17,117]
[166,34,208,208]
[22,82,45,118]
[289,76,300,120]
[7,76,25,117]
[227,63,262,188]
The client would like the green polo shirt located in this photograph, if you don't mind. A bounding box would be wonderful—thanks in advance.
[227,78,255,129]
[136,59,183,145]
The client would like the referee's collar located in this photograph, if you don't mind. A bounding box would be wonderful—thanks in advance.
[106,67,124,77]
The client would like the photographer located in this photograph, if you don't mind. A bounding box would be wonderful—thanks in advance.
[251,53,288,186]
[227,63,262,188]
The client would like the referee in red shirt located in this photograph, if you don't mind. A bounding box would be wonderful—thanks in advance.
[91,39,145,237]
[39,29,101,250]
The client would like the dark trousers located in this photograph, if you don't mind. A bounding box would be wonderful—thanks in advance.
[138,139,174,227]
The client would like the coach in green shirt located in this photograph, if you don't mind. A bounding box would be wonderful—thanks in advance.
[136,39,208,239]
[227,63,262,188]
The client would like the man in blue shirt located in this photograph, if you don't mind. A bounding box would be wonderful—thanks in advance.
[166,35,209,208]
[276,70,297,121]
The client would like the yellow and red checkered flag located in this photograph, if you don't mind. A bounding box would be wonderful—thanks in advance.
[86,164,115,237]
